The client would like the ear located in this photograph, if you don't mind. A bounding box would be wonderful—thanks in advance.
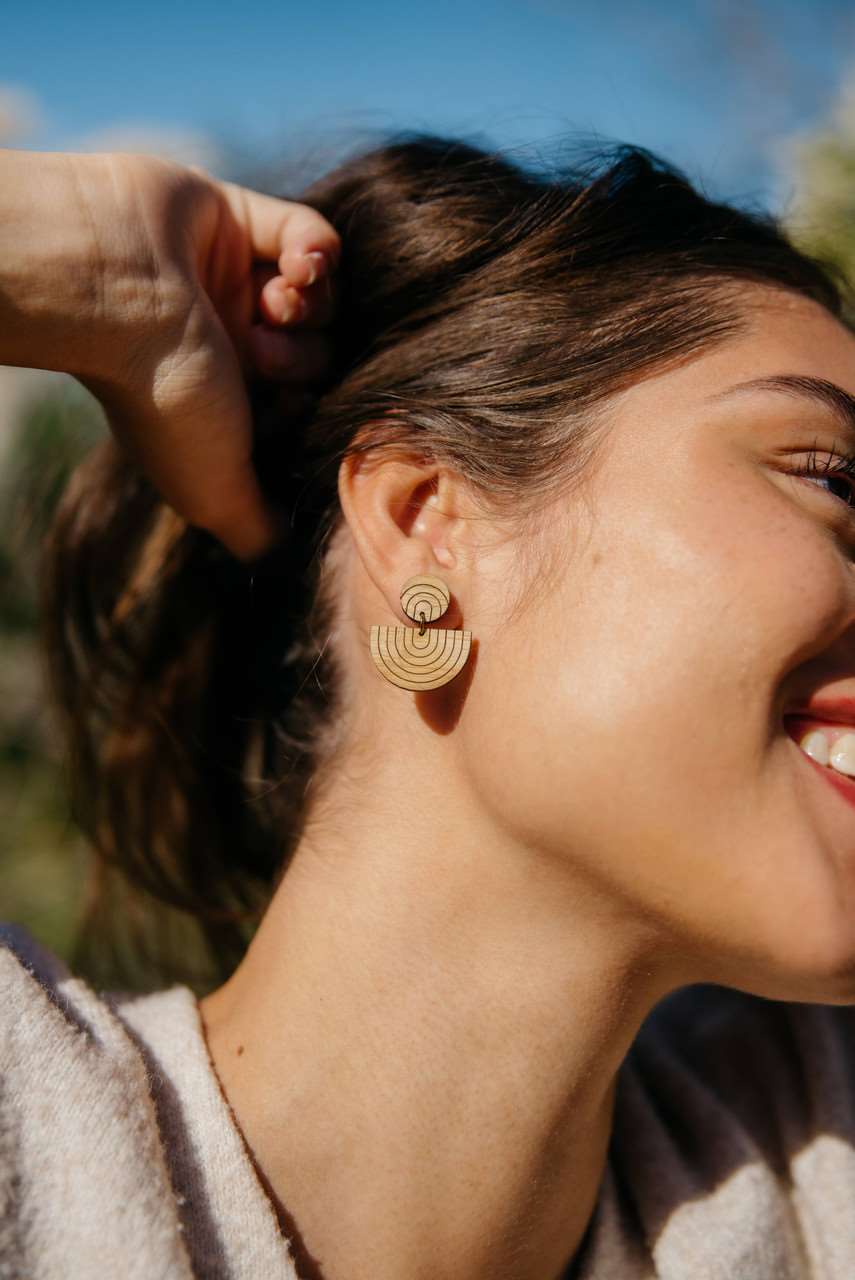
[336,448,472,621]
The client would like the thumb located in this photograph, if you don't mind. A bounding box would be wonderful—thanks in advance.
[213,174,342,269]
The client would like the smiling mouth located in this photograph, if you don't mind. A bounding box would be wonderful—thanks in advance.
[785,715,855,810]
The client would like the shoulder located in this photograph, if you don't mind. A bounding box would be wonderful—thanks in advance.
[595,985,855,1278]
[0,917,195,1108]
[627,982,855,1147]
[0,922,196,1276]
[0,919,75,1002]
[0,919,151,1066]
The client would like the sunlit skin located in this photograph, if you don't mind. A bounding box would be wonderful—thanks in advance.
[198,286,855,1280]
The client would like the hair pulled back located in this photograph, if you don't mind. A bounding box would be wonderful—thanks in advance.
[41,130,848,989]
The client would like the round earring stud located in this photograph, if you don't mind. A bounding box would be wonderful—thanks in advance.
[400,574,450,632]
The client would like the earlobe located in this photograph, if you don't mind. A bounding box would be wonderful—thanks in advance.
[336,450,461,605]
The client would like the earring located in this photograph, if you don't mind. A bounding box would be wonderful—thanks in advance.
[369,574,472,690]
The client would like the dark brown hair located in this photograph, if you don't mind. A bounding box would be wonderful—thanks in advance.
[41,131,849,991]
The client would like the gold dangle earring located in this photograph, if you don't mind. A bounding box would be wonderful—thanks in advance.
[369,574,472,690]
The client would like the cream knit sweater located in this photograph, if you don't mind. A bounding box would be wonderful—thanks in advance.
[2,919,854,1279]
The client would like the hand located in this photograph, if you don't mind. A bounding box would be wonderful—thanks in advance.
[85,153,341,561]
[1,149,341,561]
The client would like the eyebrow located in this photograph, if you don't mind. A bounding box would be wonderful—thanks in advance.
[707,374,855,440]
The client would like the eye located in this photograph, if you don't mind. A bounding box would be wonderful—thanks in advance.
[792,443,855,513]
[800,471,855,509]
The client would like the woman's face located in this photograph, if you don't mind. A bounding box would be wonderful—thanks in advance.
[463,285,855,1003]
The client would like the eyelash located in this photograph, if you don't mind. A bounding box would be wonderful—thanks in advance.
[793,439,855,512]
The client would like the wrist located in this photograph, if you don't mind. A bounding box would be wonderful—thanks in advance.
[0,149,188,386]
[0,149,102,374]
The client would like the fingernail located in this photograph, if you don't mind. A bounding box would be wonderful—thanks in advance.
[304,251,326,286]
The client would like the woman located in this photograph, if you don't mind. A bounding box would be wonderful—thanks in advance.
[2,133,855,1280]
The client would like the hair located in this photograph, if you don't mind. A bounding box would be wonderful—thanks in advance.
[40,130,851,991]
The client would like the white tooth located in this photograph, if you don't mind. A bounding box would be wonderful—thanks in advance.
[830,732,855,777]
[800,729,830,766]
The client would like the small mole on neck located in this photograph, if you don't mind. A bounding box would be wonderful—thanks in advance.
[236,1044,245,1056]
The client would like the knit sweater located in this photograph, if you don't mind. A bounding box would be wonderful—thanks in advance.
[1,921,854,1280]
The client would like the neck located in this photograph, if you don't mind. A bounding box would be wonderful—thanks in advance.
[199,747,677,1280]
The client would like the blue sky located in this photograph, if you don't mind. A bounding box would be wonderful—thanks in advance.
[3,0,855,212]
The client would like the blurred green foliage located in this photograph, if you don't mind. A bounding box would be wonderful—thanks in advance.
[0,379,105,962]
[781,87,855,321]
[0,381,240,994]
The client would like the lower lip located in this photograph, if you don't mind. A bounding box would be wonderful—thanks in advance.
[791,739,855,812]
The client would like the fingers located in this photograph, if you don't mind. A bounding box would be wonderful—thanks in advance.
[217,178,342,271]
[257,269,336,329]
[276,244,337,291]
[248,255,336,384]
[197,174,341,405]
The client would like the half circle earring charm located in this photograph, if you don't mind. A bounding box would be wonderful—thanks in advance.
[369,574,472,691]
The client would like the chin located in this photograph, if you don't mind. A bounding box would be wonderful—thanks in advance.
[791,940,855,1004]
[759,824,855,1002]
[734,927,855,1006]
[697,870,855,1006]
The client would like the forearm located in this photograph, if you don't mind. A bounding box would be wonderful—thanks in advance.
[0,148,140,381]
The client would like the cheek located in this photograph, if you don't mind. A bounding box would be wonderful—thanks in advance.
[460,517,736,884]
[460,497,855,996]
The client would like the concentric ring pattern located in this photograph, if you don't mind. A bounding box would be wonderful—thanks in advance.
[400,575,450,624]
[369,624,472,690]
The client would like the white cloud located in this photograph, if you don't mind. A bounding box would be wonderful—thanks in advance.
[0,84,44,143]
[68,122,225,174]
